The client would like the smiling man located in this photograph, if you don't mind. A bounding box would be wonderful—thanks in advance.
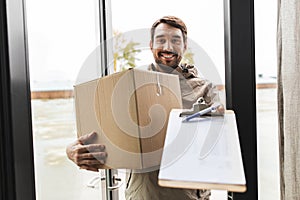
[150,19,186,68]
[125,16,214,200]
[67,16,223,200]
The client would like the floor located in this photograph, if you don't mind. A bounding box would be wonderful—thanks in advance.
[31,88,279,200]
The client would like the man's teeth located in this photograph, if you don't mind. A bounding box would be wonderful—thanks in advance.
[162,54,174,58]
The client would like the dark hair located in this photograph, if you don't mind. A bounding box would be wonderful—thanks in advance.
[151,16,187,43]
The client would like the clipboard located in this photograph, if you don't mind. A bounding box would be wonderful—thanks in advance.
[158,109,246,192]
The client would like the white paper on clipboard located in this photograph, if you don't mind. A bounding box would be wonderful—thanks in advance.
[158,109,246,192]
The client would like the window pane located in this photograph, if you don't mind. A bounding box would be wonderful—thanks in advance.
[254,0,280,199]
[26,0,104,199]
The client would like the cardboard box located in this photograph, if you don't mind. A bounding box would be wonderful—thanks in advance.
[74,68,182,169]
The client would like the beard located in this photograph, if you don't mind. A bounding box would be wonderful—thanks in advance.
[153,50,182,68]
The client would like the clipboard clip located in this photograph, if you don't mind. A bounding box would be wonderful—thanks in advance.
[180,97,210,117]
[180,98,223,122]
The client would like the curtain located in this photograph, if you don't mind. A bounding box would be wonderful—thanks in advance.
[277,0,300,199]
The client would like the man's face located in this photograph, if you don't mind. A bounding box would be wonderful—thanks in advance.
[150,23,187,68]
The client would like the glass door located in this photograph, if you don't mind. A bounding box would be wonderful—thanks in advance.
[25,0,110,199]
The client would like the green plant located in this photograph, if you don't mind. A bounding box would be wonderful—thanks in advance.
[113,31,141,72]
[181,48,195,65]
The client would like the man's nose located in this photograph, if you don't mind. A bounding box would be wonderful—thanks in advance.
[162,40,173,51]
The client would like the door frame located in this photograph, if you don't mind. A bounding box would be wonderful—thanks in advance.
[0,0,36,199]
[224,0,258,199]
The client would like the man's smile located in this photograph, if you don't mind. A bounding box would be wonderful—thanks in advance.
[159,51,177,60]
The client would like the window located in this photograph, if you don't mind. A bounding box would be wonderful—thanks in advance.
[26,0,105,199]
[255,0,279,199]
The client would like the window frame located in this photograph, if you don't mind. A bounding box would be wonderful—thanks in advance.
[224,0,258,199]
[0,0,36,199]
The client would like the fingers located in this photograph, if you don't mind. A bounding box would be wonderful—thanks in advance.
[72,145,107,164]
[217,105,225,114]
[77,152,107,163]
[78,131,97,145]
[78,155,106,165]
[77,144,106,154]
[66,132,108,172]
[67,143,107,164]
[73,152,107,168]
[76,152,107,172]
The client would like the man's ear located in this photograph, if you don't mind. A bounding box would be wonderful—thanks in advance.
[149,40,153,50]
[184,42,187,52]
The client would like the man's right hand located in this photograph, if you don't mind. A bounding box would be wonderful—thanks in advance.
[66,132,107,172]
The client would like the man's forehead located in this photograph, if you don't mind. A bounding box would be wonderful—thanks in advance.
[154,23,183,37]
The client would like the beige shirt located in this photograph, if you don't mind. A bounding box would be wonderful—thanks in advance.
[125,63,219,200]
